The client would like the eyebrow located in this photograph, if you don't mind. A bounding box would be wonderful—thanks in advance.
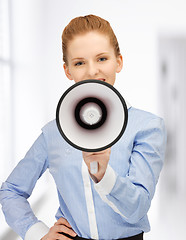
[96,52,109,57]
[71,57,84,62]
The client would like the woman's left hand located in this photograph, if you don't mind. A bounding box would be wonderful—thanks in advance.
[82,148,111,182]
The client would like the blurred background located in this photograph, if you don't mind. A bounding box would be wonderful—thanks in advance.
[0,0,186,239]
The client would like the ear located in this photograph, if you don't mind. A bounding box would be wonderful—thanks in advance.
[63,63,73,80]
[116,55,123,73]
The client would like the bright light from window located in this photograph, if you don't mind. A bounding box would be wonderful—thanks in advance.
[0,0,10,60]
[0,0,12,181]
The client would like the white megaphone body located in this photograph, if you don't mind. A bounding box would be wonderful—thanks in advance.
[56,79,128,174]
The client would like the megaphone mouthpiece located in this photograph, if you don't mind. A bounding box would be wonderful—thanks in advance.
[75,97,107,130]
[80,102,102,125]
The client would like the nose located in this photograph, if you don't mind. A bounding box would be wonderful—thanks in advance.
[86,62,99,78]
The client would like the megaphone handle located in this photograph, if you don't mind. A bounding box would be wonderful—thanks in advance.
[90,161,98,174]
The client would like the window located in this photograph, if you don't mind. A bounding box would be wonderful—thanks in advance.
[0,0,13,182]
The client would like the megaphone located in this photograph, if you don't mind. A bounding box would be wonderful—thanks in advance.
[56,79,128,154]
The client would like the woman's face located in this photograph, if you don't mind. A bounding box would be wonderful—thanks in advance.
[64,31,123,86]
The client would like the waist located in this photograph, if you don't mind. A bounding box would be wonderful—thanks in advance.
[61,232,143,240]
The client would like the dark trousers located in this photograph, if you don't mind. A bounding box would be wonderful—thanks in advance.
[60,232,143,240]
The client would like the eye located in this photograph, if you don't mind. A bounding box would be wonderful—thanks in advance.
[98,57,107,62]
[75,61,84,66]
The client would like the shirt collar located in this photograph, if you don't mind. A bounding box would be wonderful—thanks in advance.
[126,100,131,109]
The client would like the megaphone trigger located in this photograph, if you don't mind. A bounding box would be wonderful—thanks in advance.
[90,161,98,174]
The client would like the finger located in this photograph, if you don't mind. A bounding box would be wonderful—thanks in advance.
[55,218,72,228]
[58,232,77,239]
[82,152,94,158]
[83,148,111,157]
[57,225,77,237]
[56,232,73,240]
[92,148,111,155]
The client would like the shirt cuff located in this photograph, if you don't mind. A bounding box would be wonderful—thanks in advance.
[94,164,116,195]
[25,221,49,240]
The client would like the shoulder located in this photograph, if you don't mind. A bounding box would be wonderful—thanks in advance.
[41,119,61,139]
[128,107,165,127]
[42,119,58,132]
[128,107,161,121]
[126,107,166,140]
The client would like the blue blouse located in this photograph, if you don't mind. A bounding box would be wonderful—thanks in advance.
[0,107,167,239]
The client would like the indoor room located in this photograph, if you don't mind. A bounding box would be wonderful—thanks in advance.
[1,0,186,239]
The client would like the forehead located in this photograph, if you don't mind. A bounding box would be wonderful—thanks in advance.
[67,32,114,58]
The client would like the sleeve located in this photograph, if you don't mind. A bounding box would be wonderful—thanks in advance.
[94,117,167,224]
[0,133,49,239]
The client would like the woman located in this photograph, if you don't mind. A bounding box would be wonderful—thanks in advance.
[0,15,166,240]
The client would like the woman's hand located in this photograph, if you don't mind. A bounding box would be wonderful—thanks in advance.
[83,148,111,182]
[41,218,77,240]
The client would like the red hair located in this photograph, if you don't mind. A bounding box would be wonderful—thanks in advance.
[62,15,121,64]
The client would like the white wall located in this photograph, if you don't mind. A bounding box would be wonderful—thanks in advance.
[10,0,186,161]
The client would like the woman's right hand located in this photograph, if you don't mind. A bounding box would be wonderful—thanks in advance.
[41,218,77,240]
